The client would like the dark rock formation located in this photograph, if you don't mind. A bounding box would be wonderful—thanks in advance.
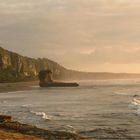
[0,47,68,82]
[0,115,88,140]
[0,115,12,123]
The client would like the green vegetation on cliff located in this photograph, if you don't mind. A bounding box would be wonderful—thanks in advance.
[0,66,18,82]
[1,46,140,83]
[0,66,37,82]
[0,47,67,82]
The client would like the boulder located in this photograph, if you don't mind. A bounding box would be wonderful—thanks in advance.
[0,115,12,122]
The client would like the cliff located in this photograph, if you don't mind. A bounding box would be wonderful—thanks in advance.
[0,47,68,82]
[0,46,140,83]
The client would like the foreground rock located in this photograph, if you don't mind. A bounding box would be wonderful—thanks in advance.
[0,115,12,122]
[0,130,43,140]
[0,115,88,140]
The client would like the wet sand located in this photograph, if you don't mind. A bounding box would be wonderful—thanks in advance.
[0,81,39,93]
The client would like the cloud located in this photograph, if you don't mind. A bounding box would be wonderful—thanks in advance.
[0,0,140,72]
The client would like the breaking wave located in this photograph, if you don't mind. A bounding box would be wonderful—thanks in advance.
[114,91,133,96]
[30,111,52,120]
[129,95,140,116]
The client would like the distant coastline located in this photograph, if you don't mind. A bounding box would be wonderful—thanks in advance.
[1,46,140,83]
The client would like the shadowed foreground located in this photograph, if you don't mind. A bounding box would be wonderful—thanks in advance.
[0,130,42,140]
[0,115,88,140]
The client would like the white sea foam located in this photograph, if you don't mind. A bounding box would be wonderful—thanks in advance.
[132,101,140,106]
[30,86,40,88]
[66,125,75,131]
[30,111,51,120]
[0,100,7,104]
[21,104,31,107]
[114,91,132,96]
[129,96,140,116]
[7,91,25,94]
[130,105,140,116]
[131,95,140,106]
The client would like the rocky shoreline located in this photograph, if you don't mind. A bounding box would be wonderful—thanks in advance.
[0,84,91,140]
[0,115,89,140]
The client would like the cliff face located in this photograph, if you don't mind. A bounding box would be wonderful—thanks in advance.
[0,47,67,82]
[1,46,140,83]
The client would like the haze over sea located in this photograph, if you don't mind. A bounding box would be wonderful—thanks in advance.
[0,79,140,139]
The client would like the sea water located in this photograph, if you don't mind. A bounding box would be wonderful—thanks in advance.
[0,79,140,139]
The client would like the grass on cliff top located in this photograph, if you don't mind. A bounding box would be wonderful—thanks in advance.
[0,66,37,83]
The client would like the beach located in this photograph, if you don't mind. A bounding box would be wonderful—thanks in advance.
[0,81,40,140]
[0,81,39,93]
[0,80,140,139]
[0,81,88,140]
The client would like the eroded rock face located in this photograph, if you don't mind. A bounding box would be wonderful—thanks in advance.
[0,115,12,122]
[0,116,88,140]
[0,47,66,82]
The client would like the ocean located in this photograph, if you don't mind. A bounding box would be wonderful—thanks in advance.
[0,79,140,139]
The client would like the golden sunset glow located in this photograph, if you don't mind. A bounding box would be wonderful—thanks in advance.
[0,0,140,72]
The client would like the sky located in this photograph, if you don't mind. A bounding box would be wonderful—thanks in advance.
[0,0,140,73]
